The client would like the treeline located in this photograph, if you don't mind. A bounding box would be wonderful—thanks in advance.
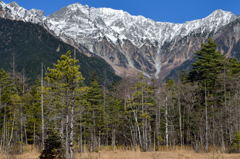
[0,39,240,158]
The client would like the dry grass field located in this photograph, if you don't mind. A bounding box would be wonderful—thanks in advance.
[77,150,240,159]
[0,147,240,159]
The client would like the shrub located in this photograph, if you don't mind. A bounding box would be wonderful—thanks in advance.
[39,131,64,159]
[228,132,240,153]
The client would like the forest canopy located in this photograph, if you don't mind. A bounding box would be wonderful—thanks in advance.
[0,39,240,158]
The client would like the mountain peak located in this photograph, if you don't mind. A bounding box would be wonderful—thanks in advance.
[98,7,126,15]
[208,9,236,18]
[0,1,44,23]
[212,9,233,14]
[0,1,6,7]
[66,2,89,10]
[30,9,44,17]
[9,1,20,8]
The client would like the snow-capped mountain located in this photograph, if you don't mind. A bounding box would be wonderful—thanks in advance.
[0,1,44,23]
[47,3,236,47]
[0,1,239,79]
[44,3,237,78]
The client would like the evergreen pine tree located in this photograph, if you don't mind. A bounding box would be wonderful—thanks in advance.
[45,51,85,159]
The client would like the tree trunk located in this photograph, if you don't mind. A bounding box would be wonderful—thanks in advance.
[205,83,209,152]
[165,97,169,147]
[69,105,74,159]
[111,128,116,149]
[178,88,183,147]
[65,113,70,159]
[41,63,45,150]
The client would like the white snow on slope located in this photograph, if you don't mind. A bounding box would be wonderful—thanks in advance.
[0,1,237,77]
[46,3,236,47]
[0,1,44,23]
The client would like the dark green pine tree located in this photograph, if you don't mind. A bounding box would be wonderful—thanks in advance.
[188,38,225,89]
[23,81,42,144]
[83,78,105,151]
[225,58,240,77]
[44,51,85,158]
[0,69,14,133]
[187,39,226,152]
[39,130,64,159]
[107,94,124,147]
[0,69,19,149]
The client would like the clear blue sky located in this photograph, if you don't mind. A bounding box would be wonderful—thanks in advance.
[3,0,240,23]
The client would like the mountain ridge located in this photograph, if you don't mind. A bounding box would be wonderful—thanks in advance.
[0,1,239,79]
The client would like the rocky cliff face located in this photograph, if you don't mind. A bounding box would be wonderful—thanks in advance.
[0,1,239,80]
[214,18,240,59]
[165,18,240,80]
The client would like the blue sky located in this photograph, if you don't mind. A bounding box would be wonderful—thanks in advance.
[3,0,240,23]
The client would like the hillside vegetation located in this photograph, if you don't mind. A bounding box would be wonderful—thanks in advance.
[0,38,239,158]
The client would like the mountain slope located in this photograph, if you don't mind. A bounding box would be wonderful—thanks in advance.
[44,4,237,78]
[165,17,240,80]
[0,1,239,80]
[214,18,240,59]
[0,18,120,83]
[0,1,44,23]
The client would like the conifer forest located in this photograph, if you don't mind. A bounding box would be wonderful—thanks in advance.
[0,39,240,158]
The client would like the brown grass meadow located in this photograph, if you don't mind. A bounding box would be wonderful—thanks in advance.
[0,146,240,159]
